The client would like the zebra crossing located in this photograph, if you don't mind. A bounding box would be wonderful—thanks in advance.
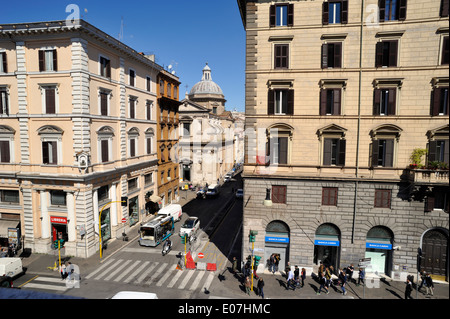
[85,258,216,292]
[20,276,70,292]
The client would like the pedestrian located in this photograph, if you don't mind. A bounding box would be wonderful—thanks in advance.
[232,257,238,274]
[274,254,280,274]
[357,267,365,286]
[60,262,67,280]
[294,265,300,287]
[286,268,295,290]
[339,269,347,295]
[269,254,275,273]
[301,268,306,287]
[244,262,250,278]
[257,277,265,299]
[405,277,413,299]
[347,264,354,283]
[317,272,329,295]
[244,276,251,295]
[325,266,332,289]
[318,262,324,276]
[425,274,434,296]
[418,270,426,292]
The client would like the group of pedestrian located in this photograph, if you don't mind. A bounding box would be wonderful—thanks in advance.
[418,270,434,297]
[268,253,280,274]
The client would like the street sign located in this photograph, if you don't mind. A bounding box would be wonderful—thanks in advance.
[122,218,127,223]
[198,253,204,259]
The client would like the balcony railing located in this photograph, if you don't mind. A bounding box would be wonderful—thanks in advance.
[404,168,449,185]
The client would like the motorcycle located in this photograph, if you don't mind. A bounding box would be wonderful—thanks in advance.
[162,240,172,256]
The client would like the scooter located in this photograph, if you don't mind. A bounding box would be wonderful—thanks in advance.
[162,240,172,256]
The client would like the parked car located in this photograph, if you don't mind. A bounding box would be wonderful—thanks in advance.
[179,217,200,238]
[236,189,244,199]
[110,291,158,299]
[0,276,13,288]
[224,173,233,182]
[206,184,220,197]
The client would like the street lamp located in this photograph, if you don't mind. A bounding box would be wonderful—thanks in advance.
[263,188,273,207]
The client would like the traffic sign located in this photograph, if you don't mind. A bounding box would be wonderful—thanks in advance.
[122,218,127,223]
[198,253,204,259]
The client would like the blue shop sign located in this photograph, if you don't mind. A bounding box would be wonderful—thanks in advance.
[265,236,289,243]
[314,240,340,247]
[366,242,392,250]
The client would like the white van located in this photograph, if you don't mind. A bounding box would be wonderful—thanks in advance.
[157,204,182,222]
[0,258,24,278]
[206,184,220,197]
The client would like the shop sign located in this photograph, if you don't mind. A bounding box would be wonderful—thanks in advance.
[366,242,392,250]
[314,240,340,247]
[50,216,67,224]
[265,236,289,243]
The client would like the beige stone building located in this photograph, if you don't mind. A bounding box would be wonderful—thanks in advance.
[0,20,163,258]
[238,0,449,280]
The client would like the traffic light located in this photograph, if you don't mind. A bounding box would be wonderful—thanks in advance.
[121,197,128,207]
[181,234,187,244]
[254,255,261,267]
[53,239,65,249]
[249,230,258,243]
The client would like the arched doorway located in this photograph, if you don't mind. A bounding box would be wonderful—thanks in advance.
[264,221,290,271]
[314,223,341,271]
[365,226,394,275]
[422,228,448,280]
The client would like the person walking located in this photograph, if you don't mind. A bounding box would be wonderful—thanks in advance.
[301,268,306,287]
[257,277,265,299]
[425,273,434,296]
[405,277,413,299]
[339,269,347,295]
[294,265,300,288]
[268,254,275,273]
[244,276,251,296]
[347,264,355,283]
[418,270,426,292]
[274,254,280,274]
[317,272,329,295]
[325,266,332,289]
[232,257,238,274]
[286,268,295,290]
[357,267,365,286]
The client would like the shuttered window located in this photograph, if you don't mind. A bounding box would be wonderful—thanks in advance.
[320,89,341,115]
[269,137,288,165]
[372,139,394,167]
[129,69,136,87]
[274,44,289,69]
[323,139,346,166]
[270,4,294,27]
[0,52,7,73]
[375,40,398,68]
[129,99,136,119]
[42,141,58,165]
[45,88,56,114]
[39,49,57,72]
[100,57,111,78]
[129,138,136,158]
[379,0,407,22]
[428,140,449,165]
[431,87,449,116]
[441,0,449,17]
[322,42,342,68]
[323,0,348,25]
[322,187,338,206]
[442,36,449,65]
[100,92,108,116]
[268,89,294,115]
[101,140,109,163]
[373,88,397,116]
[272,186,287,204]
[374,189,391,208]
[0,88,8,115]
[0,141,10,163]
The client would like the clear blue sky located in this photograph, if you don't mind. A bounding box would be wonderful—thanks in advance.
[1,0,246,112]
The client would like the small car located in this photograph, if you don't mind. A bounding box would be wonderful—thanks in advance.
[180,217,200,238]
[0,276,13,288]
[224,174,233,182]
[236,189,244,199]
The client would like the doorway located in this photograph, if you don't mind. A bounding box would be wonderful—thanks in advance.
[422,229,448,280]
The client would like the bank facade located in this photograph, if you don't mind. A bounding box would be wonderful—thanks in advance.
[238,0,449,281]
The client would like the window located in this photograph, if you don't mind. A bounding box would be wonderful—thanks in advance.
[128,178,138,191]
[99,91,110,116]
[322,43,342,69]
[0,140,10,163]
[183,123,191,137]
[268,136,288,165]
[167,83,172,98]
[323,1,348,25]
[372,139,394,167]
[174,86,178,100]
[97,126,114,163]
[50,190,66,206]
[144,173,153,185]
[379,0,407,22]
[432,87,449,116]
[160,171,165,185]
[146,136,152,155]
[146,76,152,92]
[272,185,287,204]
[146,101,153,121]
[0,88,9,115]
[374,189,391,208]
[426,188,449,212]
[101,140,109,163]
[274,44,289,69]
[376,40,398,67]
[268,89,294,115]
[97,185,109,203]
[323,138,346,166]
[160,80,165,95]
[129,98,136,119]
[322,187,338,206]
[320,89,341,115]
[129,138,136,157]
[0,52,7,73]
[428,140,449,164]
[100,56,111,78]
[42,141,58,165]
[129,69,136,87]
[441,0,449,17]
[0,190,20,204]
[442,36,449,65]
[39,49,57,72]
[373,88,396,115]
[44,87,57,114]
[270,4,293,27]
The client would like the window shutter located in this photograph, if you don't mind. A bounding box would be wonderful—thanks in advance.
[101,93,108,116]
[106,59,111,78]
[275,45,281,68]
[385,139,394,167]
[431,88,441,116]
[442,36,449,65]
[288,4,294,26]
[39,50,45,72]
[0,141,10,163]
[270,5,276,27]
[268,90,275,115]
[320,89,327,115]
[388,88,396,115]
[371,140,380,167]
[388,41,398,67]
[425,196,435,212]
[375,42,383,67]
[398,0,407,21]
[51,142,58,164]
[338,139,346,166]
[287,90,294,115]
[333,89,341,115]
[334,42,342,68]
[322,44,328,69]
[130,99,135,119]
[283,44,289,68]
[322,2,329,25]
[42,142,49,164]
[373,89,381,115]
[444,140,449,164]
[130,139,136,157]
[428,141,438,163]
[379,0,386,22]
[341,0,349,24]
[52,50,58,72]
[147,138,151,155]
[101,140,109,163]
[46,88,56,114]
[279,137,288,165]
[323,138,332,166]
[1,52,7,73]
[441,0,449,17]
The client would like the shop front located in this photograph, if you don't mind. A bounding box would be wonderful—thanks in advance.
[0,217,21,256]
[365,226,394,275]
[100,208,111,243]
[50,216,68,244]
[264,221,290,270]
[314,223,341,271]
[128,196,139,226]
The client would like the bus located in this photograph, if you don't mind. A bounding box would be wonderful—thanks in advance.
[139,215,175,247]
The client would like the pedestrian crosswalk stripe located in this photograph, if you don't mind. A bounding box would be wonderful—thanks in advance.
[95,259,124,281]
[189,270,206,291]
[85,258,116,279]
[124,261,150,283]
[34,277,65,283]
[24,282,68,292]
[167,268,184,288]
[114,260,141,282]
[178,270,195,290]
[104,259,132,281]
[156,264,176,287]
[145,263,168,286]
[203,272,215,291]
[135,262,157,284]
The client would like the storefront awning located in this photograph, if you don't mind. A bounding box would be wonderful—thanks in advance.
[149,195,162,203]
[0,220,20,238]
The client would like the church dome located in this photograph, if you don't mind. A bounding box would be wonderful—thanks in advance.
[189,63,224,96]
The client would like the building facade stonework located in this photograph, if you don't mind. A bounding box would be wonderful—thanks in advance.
[238,0,449,281]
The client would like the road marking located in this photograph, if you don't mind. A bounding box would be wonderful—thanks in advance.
[94,259,124,281]
[178,270,195,289]
[124,261,150,283]
[203,272,215,291]
[189,270,206,291]
[18,275,39,288]
[85,258,116,279]
[145,263,168,285]
[114,260,141,282]
[156,264,177,287]
[167,268,184,288]
[33,277,65,283]
[23,283,68,292]
[104,259,132,281]
[134,262,158,284]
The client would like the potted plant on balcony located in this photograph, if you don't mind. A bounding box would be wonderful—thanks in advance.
[409,148,427,169]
